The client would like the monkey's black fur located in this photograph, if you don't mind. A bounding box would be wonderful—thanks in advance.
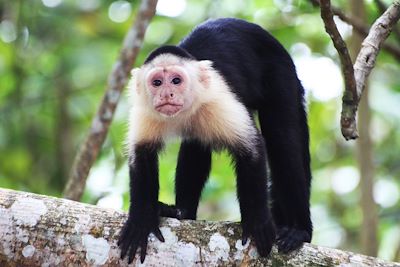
[144,45,195,63]
[119,18,312,263]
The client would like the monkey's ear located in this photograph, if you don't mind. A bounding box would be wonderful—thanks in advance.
[198,60,213,71]
[198,60,213,88]
[129,67,143,94]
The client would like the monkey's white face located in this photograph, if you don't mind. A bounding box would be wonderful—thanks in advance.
[127,55,256,148]
[145,65,193,117]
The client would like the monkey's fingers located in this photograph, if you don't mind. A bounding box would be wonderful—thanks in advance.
[127,241,139,264]
[119,242,128,260]
[118,225,135,259]
[118,236,128,258]
[140,235,149,263]
[154,227,165,242]
[276,227,290,242]
[119,239,130,260]
[255,227,273,256]
[241,230,249,246]
[256,232,267,255]
[252,219,276,257]
[276,231,289,249]
[276,228,309,253]
[117,224,128,247]
[278,239,295,253]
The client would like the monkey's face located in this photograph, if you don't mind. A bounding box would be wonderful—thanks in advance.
[145,65,193,117]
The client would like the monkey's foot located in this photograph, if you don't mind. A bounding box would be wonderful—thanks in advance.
[158,202,190,219]
[242,219,276,257]
[276,227,310,253]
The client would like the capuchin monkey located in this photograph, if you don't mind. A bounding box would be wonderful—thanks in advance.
[118,18,312,263]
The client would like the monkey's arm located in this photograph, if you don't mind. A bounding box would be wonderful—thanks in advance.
[118,143,165,264]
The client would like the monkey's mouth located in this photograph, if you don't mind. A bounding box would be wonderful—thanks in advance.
[155,103,184,116]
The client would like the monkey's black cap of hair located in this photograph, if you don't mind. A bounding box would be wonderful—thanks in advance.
[144,45,195,64]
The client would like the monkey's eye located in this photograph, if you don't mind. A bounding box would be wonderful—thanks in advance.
[172,77,181,85]
[152,79,162,87]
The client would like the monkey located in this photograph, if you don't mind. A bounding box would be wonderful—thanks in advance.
[118,18,312,263]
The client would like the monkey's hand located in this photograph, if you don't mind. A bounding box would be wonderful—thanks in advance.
[241,218,276,257]
[118,211,165,264]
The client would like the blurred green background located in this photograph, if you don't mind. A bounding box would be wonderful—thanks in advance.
[1,0,399,261]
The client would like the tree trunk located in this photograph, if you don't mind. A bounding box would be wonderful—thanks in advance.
[350,0,379,257]
[0,188,398,267]
[55,77,73,189]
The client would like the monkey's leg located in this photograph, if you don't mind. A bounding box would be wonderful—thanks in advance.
[231,134,276,257]
[159,140,211,220]
[259,101,312,253]
[118,143,164,263]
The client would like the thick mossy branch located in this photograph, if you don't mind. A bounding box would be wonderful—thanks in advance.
[0,188,399,266]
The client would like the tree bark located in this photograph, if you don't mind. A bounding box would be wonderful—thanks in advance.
[55,77,73,189]
[356,85,378,257]
[0,188,399,267]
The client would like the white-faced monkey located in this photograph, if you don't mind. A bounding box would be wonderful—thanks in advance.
[118,18,312,263]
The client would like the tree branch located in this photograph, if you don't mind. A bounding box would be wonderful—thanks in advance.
[319,0,359,140]
[316,0,400,140]
[63,0,158,201]
[374,0,400,43]
[1,188,399,266]
[310,0,400,62]
[351,1,400,136]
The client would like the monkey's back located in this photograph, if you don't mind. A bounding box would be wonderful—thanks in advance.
[179,18,302,110]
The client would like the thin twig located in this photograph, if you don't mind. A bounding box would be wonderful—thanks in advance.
[63,0,158,201]
[319,0,359,139]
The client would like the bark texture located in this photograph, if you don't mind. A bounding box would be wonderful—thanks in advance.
[1,188,399,267]
[63,0,158,201]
